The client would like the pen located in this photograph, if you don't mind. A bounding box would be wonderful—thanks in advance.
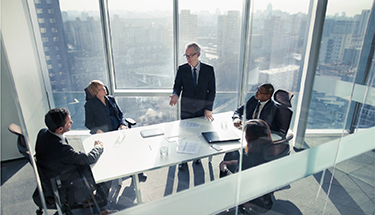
[149,145,152,151]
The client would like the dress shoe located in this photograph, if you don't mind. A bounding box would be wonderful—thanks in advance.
[195,159,201,164]
[178,162,187,170]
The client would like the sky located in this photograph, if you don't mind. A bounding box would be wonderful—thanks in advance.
[59,0,373,17]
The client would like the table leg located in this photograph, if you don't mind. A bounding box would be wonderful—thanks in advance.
[117,178,122,186]
[133,174,142,204]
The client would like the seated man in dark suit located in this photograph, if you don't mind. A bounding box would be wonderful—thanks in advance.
[232,83,280,133]
[35,108,115,215]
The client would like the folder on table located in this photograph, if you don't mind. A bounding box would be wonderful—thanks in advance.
[202,130,240,143]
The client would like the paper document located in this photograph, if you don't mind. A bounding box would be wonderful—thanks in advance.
[179,121,201,128]
[176,139,201,154]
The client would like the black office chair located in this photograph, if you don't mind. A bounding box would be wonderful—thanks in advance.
[84,86,136,128]
[8,124,104,215]
[273,89,294,136]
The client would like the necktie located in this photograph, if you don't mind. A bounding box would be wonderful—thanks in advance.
[193,67,197,90]
[253,102,260,119]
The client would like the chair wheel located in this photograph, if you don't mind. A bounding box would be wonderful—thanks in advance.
[36,209,43,215]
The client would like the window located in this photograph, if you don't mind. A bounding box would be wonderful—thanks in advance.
[35,0,107,128]
[179,0,243,116]
[109,0,174,90]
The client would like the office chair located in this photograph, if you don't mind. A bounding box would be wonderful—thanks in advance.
[8,124,103,215]
[84,86,136,128]
[8,123,30,161]
[273,89,294,136]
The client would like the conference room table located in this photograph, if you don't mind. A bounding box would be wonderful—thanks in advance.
[81,111,279,204]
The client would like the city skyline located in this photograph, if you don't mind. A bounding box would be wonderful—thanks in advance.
[59,0,372,17]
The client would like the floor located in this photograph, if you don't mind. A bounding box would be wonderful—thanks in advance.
[1,135,374,215]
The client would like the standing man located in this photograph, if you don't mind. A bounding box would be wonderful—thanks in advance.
[232,83,280,133]
[35,108,115,214]
[169,42,216,169]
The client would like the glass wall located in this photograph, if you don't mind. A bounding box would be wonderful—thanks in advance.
[24,0,374,214]
[306,0,373,138]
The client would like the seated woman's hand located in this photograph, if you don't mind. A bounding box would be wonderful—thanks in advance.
[118,125,129,130]
[96,129,104,134]
[219,160,238,172]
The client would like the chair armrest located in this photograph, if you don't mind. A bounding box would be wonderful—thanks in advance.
[125,118,136,128]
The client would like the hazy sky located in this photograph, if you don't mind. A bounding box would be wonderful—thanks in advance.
[59,0,372,17]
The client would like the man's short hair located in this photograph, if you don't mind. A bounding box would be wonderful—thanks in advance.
[45,108,70,132]
[260,83,274,96]
[185,42,201,53]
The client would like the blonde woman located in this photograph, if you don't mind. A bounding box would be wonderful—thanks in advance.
[84,80,127,134]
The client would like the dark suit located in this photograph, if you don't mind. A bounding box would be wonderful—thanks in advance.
[35,128,107,204]
[232,96,281,132]
[85,95,126,134]
[173,62,216,119]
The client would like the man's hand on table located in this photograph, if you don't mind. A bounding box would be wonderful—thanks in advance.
[204,110,214,121]
[233,118,242,129]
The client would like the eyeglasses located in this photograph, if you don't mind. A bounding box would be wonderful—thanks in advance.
[98,87,106,91]
[184,53,197,58]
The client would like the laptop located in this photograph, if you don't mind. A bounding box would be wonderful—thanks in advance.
[201,130,240,143]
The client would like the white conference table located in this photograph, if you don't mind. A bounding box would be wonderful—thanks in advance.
[82,111,284,204]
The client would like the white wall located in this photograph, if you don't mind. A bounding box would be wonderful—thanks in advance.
[1,46,23,161]
[1,0,50,161]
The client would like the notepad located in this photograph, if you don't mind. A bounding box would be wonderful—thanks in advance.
[140,128,164,138]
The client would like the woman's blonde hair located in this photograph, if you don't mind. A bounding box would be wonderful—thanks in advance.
[88,80,104,96]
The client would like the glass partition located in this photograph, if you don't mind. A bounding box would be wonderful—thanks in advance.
[22,0,375,215]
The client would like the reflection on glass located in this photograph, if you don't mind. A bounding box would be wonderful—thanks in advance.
[34,0,108,127]
[116,97,177,126]
[108,0,174,89]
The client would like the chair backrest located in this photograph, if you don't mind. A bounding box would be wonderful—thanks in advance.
[273,89,294,135]
[85,85,109,101]
[8,123,30,161]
